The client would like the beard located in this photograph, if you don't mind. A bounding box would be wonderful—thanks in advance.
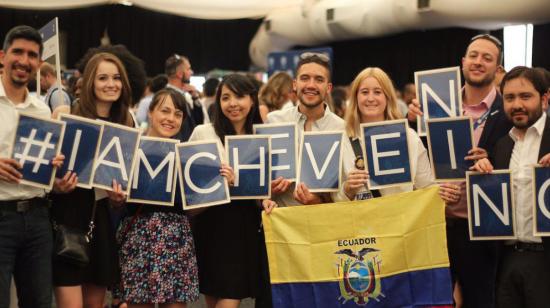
[463,69,496,88]
[181,75,190,84]
[509,107,543,129]
[297,90,325,109]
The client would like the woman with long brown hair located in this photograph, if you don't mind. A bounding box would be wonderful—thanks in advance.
[51,52,135,308]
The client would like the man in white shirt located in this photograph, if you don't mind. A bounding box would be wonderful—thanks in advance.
[267,52,355,207]
[39,62,71,111]
[474,66,550,308]
[0,25,73,308]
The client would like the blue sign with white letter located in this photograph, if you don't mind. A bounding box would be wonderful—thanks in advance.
[254,123,297,181]
[298,131,343,192]
[57,114,103,188]
[11,113,65,189]
[467,171,515,240]
[226,136,271,199]
[92,122,140,193]
[534,166,550,236]
[414,67,462,136]
[128,137,178,206]
[177,141,230,209]
[427,117,473,181]
[362,120,412,189]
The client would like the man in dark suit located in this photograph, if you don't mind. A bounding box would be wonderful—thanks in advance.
[473,66,550,308]
[409,34,513,308]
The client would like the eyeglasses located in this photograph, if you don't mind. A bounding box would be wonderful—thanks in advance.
[299,52,330,63]
[470,34,502,49]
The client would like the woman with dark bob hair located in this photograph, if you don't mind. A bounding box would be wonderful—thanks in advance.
[51,52,135,308]
[188,74,276,308]
[115,88,203,307]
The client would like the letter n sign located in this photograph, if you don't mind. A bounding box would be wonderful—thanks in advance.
[533,166,550,236]
[467,171,516,240]
[414,67,462,136]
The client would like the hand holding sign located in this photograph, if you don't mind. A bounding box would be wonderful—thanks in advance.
[0,158,22,183]
[107,179,127,207]
[220,163,235,186]
[465,147,488,161]
[293,183,323,205]
[271,176,292,195]
[439,183,461,204]
[52,171,78,194]
[407,98,422,122]
[472,158,494,174]
[343,168,369,200]
[539,153,550,166]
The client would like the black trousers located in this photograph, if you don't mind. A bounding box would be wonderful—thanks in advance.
[496,247,550,308]
[446,218,499,308]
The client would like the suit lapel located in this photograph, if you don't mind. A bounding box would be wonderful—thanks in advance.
[538,117,550,160]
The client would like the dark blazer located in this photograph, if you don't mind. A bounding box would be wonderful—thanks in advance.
[408,92,513,153]
[478,93,513,156]
[492,116,550,260]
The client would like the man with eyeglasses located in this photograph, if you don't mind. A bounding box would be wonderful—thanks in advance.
[408,34,513,307]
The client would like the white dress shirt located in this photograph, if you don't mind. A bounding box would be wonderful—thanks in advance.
[267,104,355,206]
[508,113,547,243]
[0,78,51,201]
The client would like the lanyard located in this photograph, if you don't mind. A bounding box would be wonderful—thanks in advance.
[472,108,492,130]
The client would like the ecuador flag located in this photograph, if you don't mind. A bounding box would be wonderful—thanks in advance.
[262,186,453,307]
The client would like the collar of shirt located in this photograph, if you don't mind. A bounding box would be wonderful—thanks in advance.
[166,83,185,95]
[0,76,40,109]
[509,112,547,142]
[291,103,335,130]
[462,87,497,115]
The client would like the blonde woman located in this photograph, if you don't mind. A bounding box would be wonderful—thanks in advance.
[343,67,434,199]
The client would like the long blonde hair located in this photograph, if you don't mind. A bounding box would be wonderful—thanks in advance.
[344,67,402,138]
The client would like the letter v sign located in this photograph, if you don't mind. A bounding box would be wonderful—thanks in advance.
[304,141,340,180]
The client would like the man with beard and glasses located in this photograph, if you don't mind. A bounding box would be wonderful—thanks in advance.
[0,25,74,308]
[473,66,550,308]
[408,34,513,307]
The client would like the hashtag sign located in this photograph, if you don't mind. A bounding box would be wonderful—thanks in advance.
[14,128,56,173]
